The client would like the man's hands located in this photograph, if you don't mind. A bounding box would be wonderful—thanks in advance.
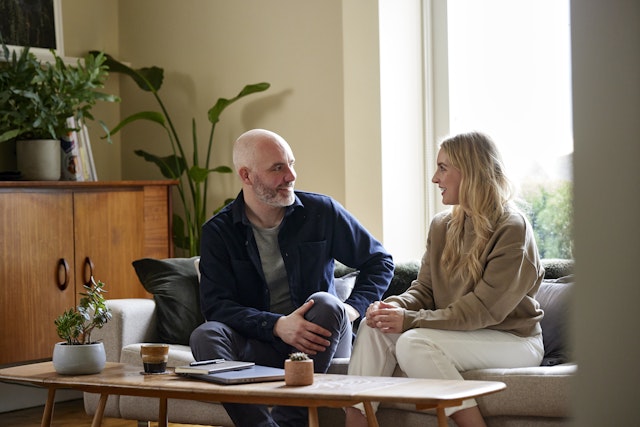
[365,301,405,333]
[273,299,332,354]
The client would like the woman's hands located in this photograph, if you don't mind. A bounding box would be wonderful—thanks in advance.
[365,301,405,333]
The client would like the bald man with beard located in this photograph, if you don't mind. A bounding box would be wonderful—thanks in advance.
[190,129,394,427]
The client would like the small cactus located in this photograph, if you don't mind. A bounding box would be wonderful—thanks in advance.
[289,352,309,361]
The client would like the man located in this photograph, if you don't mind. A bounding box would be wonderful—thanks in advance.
[190,129,394,427]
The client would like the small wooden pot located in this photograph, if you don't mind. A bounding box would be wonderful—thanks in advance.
[284,359,314,386]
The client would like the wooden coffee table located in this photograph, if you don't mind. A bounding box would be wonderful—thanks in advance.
[0,362,505,427]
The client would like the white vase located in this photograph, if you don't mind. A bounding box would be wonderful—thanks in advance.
[52,342,106,375]
[16,139,61,181]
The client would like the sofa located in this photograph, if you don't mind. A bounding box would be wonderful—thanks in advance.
[84,257,575,427]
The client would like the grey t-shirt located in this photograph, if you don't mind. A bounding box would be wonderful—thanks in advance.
[251,224,295,315]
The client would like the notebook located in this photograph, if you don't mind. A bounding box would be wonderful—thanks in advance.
[185,365,285,385]
[174,360,255,375]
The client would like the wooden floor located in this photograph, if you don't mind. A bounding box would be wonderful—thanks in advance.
[0,399,212,427]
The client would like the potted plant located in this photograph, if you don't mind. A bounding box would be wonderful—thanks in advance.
[284,352,314,386]
[0,38,119,180]
[94,52,270,256]
[52,278,112,375]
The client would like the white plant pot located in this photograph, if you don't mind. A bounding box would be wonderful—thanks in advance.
[16,139,61,181]
[52,342,106,375]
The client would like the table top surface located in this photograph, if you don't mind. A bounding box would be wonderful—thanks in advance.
[0,362,505,407]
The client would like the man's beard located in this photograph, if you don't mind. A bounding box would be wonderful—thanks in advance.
[253,176,295,207]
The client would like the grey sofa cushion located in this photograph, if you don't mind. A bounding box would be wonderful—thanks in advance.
[132,257,203,345]
[538,275,574,366]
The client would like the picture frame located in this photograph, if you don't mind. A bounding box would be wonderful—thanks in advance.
[0,0,64,60]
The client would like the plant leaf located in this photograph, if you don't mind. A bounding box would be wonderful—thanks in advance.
[134,150,186,179]
[238,82,271,97]
[211,165,233,174]
[207,82,270,125]
[92,51,164,92]
[172,214,189,250]
[188,165,209,184]
[109,111,166,136]
[187,165,233,184]
[0,129,21,143]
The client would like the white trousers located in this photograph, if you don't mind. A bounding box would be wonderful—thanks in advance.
[348,322,544,416]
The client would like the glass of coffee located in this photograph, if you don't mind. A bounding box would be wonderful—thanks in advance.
[140,344,169,374]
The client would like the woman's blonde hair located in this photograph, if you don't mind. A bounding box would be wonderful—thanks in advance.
[440,131,514,284]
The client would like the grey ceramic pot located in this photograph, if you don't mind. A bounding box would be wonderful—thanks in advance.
[52,342,106,375]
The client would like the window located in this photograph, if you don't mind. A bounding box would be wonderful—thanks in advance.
[430,0,573,258]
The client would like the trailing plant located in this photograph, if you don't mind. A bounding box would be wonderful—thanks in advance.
[54,278,112,345]
[0,37,118,143]
[94,52,270,256]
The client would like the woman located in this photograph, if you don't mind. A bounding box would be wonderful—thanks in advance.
[345,132,545,427]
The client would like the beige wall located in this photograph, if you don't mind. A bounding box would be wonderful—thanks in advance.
[116,0,348,206]
[60,0,122,180]
[58,0,432,255]
[60,0,391,242]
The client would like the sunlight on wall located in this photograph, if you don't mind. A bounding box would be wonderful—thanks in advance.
[379,0,427,261]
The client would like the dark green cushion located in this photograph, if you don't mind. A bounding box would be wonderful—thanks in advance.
[132,257,203,345]
[541,258,574,280]
[382,261,420,298]
[334,260,420,297]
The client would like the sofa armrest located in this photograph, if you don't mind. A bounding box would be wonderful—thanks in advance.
[91,299,159,362]
[327,357,349,375]
[463,363,577,417]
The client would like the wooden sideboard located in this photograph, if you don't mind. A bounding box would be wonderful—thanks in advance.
[0,181,176,365]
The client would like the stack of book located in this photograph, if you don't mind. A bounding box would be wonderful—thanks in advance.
[60,117,97,181]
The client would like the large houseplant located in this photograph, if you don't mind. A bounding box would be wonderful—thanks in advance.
[96,52,270,256]
[0,38,119,179]
[52,278,112,375]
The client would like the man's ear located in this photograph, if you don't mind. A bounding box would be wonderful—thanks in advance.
[238,167,251,184]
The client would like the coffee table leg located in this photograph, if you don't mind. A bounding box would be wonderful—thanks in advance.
[158,397,168,427]
[91,393,109,427]
[40,388,56,427]
[308,406,319,427]
[436,406,447,427]
[362,402,380,427]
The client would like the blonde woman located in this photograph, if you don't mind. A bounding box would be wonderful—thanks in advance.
[345,132,545,427]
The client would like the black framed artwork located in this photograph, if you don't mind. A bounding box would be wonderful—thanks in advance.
[0,0,63,56]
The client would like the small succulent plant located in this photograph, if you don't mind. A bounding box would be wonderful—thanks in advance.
[288,352,310,361]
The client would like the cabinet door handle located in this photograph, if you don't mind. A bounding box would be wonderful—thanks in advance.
[57,258,69,291]
[83,256,95,286]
